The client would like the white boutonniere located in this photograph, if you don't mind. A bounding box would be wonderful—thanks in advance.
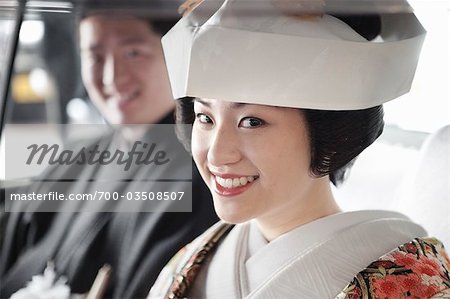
[10,262,71,299]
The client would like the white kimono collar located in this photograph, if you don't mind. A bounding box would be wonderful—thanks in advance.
[246,210,426,298]
[187,210,426,298]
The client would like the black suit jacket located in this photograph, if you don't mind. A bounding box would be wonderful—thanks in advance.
[0,112,218,298]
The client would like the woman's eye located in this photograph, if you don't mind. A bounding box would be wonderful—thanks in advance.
[239,117,266,128]
[196,113,213,124]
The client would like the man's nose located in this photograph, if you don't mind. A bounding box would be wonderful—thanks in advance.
[207,125,242,167]
[102,55,130,94]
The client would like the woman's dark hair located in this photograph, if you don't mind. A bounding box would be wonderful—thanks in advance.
[332,14,381,41]
[303,107,384,185]
[175,98,384,186]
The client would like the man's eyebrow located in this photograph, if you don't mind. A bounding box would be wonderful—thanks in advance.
[119,37,150,46]
[80,43,102,52]
[81,37,150,52]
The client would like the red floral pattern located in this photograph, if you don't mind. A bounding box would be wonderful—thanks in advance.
[338,238,450,299]
[151,230,450,299]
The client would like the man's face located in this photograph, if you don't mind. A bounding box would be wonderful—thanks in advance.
[79,15,174,124]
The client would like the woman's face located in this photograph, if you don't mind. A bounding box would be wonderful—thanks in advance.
[192,98,316,225]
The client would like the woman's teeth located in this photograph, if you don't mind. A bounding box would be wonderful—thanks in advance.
[216,176,257,188]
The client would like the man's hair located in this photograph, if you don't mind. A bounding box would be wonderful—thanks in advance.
[75,12,178,35]
[75,0,181,37]
[146,19,178,36]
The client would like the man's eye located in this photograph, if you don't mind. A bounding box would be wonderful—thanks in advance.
[88,53,104,64]
[196,113,213,124]
[125,49,141,58]
[239,117,266,128]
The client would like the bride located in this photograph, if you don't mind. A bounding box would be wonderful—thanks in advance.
[149,0,450,298]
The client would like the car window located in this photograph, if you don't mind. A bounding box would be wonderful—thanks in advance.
[6,4,81,125]
[0,2,86,181]
[333,0,449,212]
[0,0,21,125]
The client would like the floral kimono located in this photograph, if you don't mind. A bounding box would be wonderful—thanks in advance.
[149,211,450,299]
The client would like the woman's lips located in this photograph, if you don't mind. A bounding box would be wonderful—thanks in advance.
[212,174,259,197]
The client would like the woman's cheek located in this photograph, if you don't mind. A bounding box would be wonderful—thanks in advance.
[191,127,206,166]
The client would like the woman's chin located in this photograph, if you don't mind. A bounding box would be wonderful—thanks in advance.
[214,203,253,224]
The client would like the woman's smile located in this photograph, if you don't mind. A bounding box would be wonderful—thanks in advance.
[210,171,260,197]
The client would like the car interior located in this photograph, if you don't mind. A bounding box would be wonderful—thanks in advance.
[1,0,448,262]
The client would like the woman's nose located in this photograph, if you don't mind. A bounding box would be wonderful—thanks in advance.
[207,125,241,167]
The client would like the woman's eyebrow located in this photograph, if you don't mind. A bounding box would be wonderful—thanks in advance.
[230,102,247,109]
[195,99,211,107]
[195,99,247,109]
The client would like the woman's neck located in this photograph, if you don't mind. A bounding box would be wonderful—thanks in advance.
[256,177,341,242]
